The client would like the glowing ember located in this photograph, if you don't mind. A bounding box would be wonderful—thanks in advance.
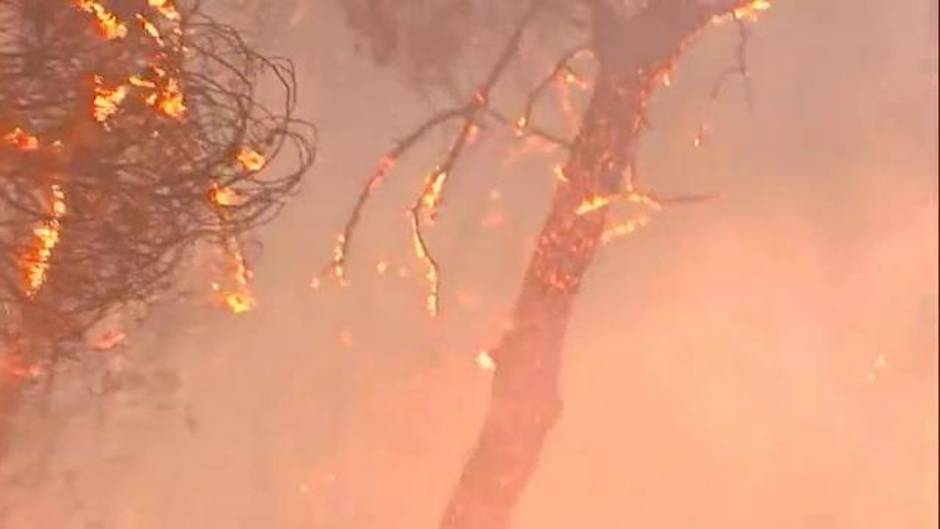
[410,214,440,317]
[734,0,771,19]
[75,0,128,40]
[22,185,67,296]
[136,14,165,46]
[209,185,241,207]
[601,216,650,244]
[420,169,448,215]
[236,146,265,172]
[625,191,663,211]
[476,350,496,372]
[129,74,157,89]
[211,239,256,314]
[149,0,182,21]
[575,195,612,215]
[224,292,254,314]
[3,127,38,150]
[156,78,186,119]
[92,76,129,124]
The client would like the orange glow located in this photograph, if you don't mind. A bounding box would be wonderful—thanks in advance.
[155,78,186,119]
[733,0,771,20]
[21,185,67,296]
[601,215,650,244]
[420,169,448,215]
[209,185,241,207]
[75,0,128,40]
[476,350,496,372]
[575,195,612,215]
[136,14,165,46]
[148,0,182,21]
[410,214,440,317]
[92,76,128,124]
[129,74,157,89]
[3,127,38,150]
[236,146,266,172]
[211,238,256,314]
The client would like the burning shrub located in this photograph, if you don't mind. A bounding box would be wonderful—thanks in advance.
[0,0,315,372]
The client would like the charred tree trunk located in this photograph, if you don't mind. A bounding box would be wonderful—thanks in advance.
[439,3,737,528]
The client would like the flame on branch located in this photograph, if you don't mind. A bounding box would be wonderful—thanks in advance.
[1,0,315,368]
[335,0,769,527]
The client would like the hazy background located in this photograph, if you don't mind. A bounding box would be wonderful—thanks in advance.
[1,1,937,528]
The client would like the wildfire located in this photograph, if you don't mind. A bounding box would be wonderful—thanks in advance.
[236,146,265,172]
[601,216,650,244]
[733,0,771,20]
[575,195,612,215]
[74,0,128,40]
[136,14,165,46]
[420,169,448,215]
[209,185,241,207]
[92,76,129,124]
[21,185,67,296]
[3,127,38,150]
[149,0,182,21]
[155,78,185,119]
[410,214,440,317]
[212,240,255,314]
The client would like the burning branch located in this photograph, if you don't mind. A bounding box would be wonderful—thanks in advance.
[337,1,770,528]
[1,0,316,374]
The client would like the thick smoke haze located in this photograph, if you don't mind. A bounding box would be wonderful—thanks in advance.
[1,1,936,528]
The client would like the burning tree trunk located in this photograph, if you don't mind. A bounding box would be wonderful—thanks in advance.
[439,70,641,529]
[441,3,757,527]
[333,1,767,527]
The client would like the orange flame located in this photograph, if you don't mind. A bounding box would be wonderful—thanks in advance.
[136,14,165,46]
[236,146,265,172]
[22,185,67,296]
[420,169,448,216]
[155,78,185,119]
[149,0,182,21]
[601,216,650,244]
[209,185,241,207]
[575,195,612,215]
[75,0,128,40]
[92,76,129,124]
[732,0,771,20]
[3,127,38,150]
[212,240,255,314]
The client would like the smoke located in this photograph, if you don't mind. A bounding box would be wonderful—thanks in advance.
[1,1,936,528]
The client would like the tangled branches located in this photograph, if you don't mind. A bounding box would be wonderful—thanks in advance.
[0,0,316,372]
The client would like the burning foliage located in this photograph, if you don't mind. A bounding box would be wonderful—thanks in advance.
[0,0,315,376]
